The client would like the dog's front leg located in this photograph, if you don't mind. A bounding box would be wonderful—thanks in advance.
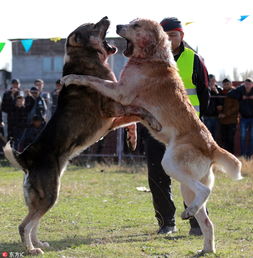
[61,74,134,105]
[107,103,161,132]
[122,105,162,132]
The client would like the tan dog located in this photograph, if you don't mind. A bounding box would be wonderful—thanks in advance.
[62,18,242,254]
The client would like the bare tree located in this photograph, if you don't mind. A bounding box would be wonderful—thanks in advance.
[240,70,253,80]
[232,67,241,81]
[218,71,231,82]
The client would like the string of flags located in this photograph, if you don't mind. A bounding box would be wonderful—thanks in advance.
[0,37,63,54]
[183,15,250,26]
[0,15,251,54]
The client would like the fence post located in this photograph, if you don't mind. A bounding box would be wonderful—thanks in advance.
[117,128,124,165]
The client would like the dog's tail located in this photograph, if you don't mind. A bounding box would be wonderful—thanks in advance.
[3,141,23,170]
[213,146,243,180]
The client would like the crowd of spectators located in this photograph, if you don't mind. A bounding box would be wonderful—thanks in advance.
[203,75,253,158]
[0,76,252,159]
[0,78,62,152]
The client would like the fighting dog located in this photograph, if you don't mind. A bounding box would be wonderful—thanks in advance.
[3,17,161,255]
[62,18,243,254]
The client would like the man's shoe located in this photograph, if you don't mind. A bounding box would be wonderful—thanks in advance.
[189,227,202,236]
[157,225,177,235]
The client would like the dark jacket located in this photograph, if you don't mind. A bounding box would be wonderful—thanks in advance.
[12,106,29,130]
[204,85,223,117]
[1,90,20,125]
[219,88,239,125]
[18,123,45,151]
[26,95,48,122]
[228,85,253,118]
[174,42,210,118]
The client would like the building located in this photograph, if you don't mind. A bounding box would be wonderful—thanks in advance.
[11,38,127,91]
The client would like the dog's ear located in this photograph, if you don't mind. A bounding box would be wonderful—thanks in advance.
[68,33,82,47]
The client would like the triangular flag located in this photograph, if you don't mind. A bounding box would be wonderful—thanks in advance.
[185,21,194,26]
[238,15,249,22]
[0,42,5,53]
[50,37,61,42]
[21,39,34,53]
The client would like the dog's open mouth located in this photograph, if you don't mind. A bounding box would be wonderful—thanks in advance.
[103,40,117,55]
[123,39,134,57]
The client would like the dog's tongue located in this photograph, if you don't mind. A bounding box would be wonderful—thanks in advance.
[103,40,117,54]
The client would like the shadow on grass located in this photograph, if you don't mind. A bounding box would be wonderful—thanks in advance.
[49,232,187,251]
[0,241,24,254]
[0,233,187,256]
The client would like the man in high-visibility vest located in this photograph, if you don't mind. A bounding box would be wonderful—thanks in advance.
[144,17,210,236]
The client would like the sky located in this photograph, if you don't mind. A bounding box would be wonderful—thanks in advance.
[1,0,253,79]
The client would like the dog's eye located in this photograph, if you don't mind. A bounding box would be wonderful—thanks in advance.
[132,23,140,29]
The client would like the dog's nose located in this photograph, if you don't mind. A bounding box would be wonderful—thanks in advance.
[102,16,108,20]
[116,25,123,33]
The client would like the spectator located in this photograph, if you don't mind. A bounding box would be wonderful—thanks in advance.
[0,109,6,152]
[26,86,47,124]
[51,79,62,115]
[11,96,31,149]
[218,79,239,154]
[1,79,23,139]
[142,17,209,236]
[18,115,45,151]
[203,74,223,140]
[34,79,51,119]
[229,78,253,157]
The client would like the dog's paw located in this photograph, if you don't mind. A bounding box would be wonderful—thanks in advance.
[148,118,162,132]
[151,120,162,132]
[181,206,198,220]
[34,241,50,248]
[196,248,216,256]
[61,74,80,87]
[28,248,44,255]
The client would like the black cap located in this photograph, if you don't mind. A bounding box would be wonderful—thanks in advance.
[11,79,20,84]
[160,17,183,32]
[222,78,231,83]
[30,86,39,91]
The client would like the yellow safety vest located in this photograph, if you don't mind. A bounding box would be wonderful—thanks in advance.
[176,47,200,115]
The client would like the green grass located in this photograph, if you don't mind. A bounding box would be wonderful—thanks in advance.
[0,163,253,257]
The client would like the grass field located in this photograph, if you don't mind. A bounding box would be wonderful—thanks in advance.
[0,159,253,257]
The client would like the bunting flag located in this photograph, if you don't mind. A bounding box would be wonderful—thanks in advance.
[21,39,34,53]
[50,37,61,42]
[238,15,249,22]
[185,21,194,26]
[0,42,5,53]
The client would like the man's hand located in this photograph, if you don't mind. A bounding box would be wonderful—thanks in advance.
[125,124,137,151]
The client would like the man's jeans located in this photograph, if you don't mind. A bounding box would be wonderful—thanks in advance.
[240,117,253,157]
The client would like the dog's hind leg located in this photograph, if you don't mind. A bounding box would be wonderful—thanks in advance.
[19,204,54,255]
[194,206,215,253]
[20,174,58,255]
[180,184,215,253]
[19,210,46,255]
[161,146,211,218]
[31,221,50,249]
